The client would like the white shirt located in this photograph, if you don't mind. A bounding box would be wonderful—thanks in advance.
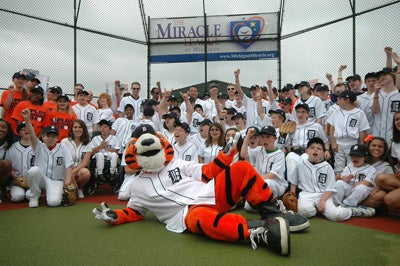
[5,141,34,177]
[189,133,206,150]
[341,163,376,186]
[326,107,370,141]
[117,95,143,121]
[248,147,287,189]
[72,104,100,135]
[242,95,278,128]
[292,96,326,123]
[127,159,215,233]
[98,108,115,122]
[33,142,73,180]
[112,118,139,152]
[61,138,92,168]
[198,142,223,164]
[372,89,400,145]
[172,141,198,163]
[288,122,328,148]
[90,134,121,157]
[292,157,336,193]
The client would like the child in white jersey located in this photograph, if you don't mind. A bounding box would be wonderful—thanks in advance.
[172,121,198,162]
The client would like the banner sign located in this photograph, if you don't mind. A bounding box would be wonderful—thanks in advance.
[149,13,279,63]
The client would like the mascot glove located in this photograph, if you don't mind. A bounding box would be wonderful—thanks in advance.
[223,132,241,154]
[92,202,118,223]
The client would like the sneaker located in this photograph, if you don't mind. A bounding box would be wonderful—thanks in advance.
[345,205,375,217]
[257,199,310,232]
[248,217,290,256]
[78,189,85,199]
[29,198,39,208]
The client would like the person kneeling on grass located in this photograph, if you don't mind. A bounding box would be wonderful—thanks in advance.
[93,125,311,257]
[290,137,353,222]
[22,109,73,208]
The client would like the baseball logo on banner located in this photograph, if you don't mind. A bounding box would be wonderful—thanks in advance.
[230,16,265,49]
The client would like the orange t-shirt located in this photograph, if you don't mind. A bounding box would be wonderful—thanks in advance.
[42,101,57,112]
[1,90,26,134]
[43,111,77,142]
[12,101,48,136]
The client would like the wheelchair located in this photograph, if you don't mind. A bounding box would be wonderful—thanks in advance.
[85,154,123,195]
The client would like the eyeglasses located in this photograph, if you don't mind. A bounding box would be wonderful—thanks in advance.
[227,87,235,91]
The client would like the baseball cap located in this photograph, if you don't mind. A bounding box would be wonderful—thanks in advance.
[203,92,211,98]
[281,83,294,92]
[259,126,276,136]
[337,90,357,102]
[77,89,89,95]
[146,99,159,107]
[250,84,259,90]
[56,94,70,101]
[49,86,62,94]
[280,97,293,105]
[349,144,368,157]
[174,121,190,133]
[43,126,59,135]
[197,119,213,126]
[124,104,134,111]
[168,95,178,101]
[315,84,329,91]
[132,124,156,138]
[225,107,237,115]
[12,72,27,80]
[16,122,27,132]
[346,74,362,82]
[217,92,228,99]
[232,113,246,120]
[162,112,179,120]
[30,85,44,95]
[376,68,395,78]
[269,109,286,120]
[294,81,311,89]
[295,103,310,112]
[26,74,41,84]
[143,106,155,117]
[99,119,112,128]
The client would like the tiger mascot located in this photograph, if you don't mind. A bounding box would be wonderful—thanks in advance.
[92,124,308,256]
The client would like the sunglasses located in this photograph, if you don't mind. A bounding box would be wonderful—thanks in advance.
[227,87,235,91]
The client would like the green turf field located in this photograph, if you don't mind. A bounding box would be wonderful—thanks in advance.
[1,203,399,266]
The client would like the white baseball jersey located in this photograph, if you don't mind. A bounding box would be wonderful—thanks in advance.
[357,93,374,131]
[98,108,115,122]
[181,98,213,118]
[292,157,336,193]
[32,142,73,180]
[189,133,206,150]
[117,95,143,121]
[172,141,198,162]
[325,103,339,122]
[5,141,35,177]
[198,143,223,164]
[292,95,326,123]
[288,121,328,148]
[189,112,204,135]
[341,163,376,186]
[90,134,121,157]
[372,89,400,144]
[161,128,175,145]
[112,117,139,152]
[326,107,370,142]
[127,158,215,233]
[61,138,92,168]
[321,99,333,126]
[242,95,279,128]
[248,147,287,189]
[72,104,100,135]
[371,160,394,175]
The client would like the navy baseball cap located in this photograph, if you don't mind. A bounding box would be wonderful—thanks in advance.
[12,72,27,80]
[337,90,357,102]
[349,144,368,157]
[43,126,59,135]
[346,74,362,81]
[295,103,310,112]
[56,94,70,101]
[197,119,213,126]
[30,85,44,95]
[27,74,41,84]
[174,121,190,133]
[232,113,246,120]
[131,124,156,138]
[259,126,276,136]
[99,119,112,128]
[269,109,286,120]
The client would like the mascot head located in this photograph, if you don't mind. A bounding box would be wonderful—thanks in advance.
[125,124,174,173]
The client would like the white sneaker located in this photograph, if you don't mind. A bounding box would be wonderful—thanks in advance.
[78,189,85,199]
[345,205,375,217]
[29,199,39,208]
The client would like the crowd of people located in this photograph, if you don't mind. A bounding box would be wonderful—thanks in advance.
[0,46,399,222]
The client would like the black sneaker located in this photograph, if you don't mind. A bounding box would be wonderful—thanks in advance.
[248,217,290,256]
[97,174,106,183]
[257,199,310,232]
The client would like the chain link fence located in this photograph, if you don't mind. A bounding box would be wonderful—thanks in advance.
[0,0,399,98]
